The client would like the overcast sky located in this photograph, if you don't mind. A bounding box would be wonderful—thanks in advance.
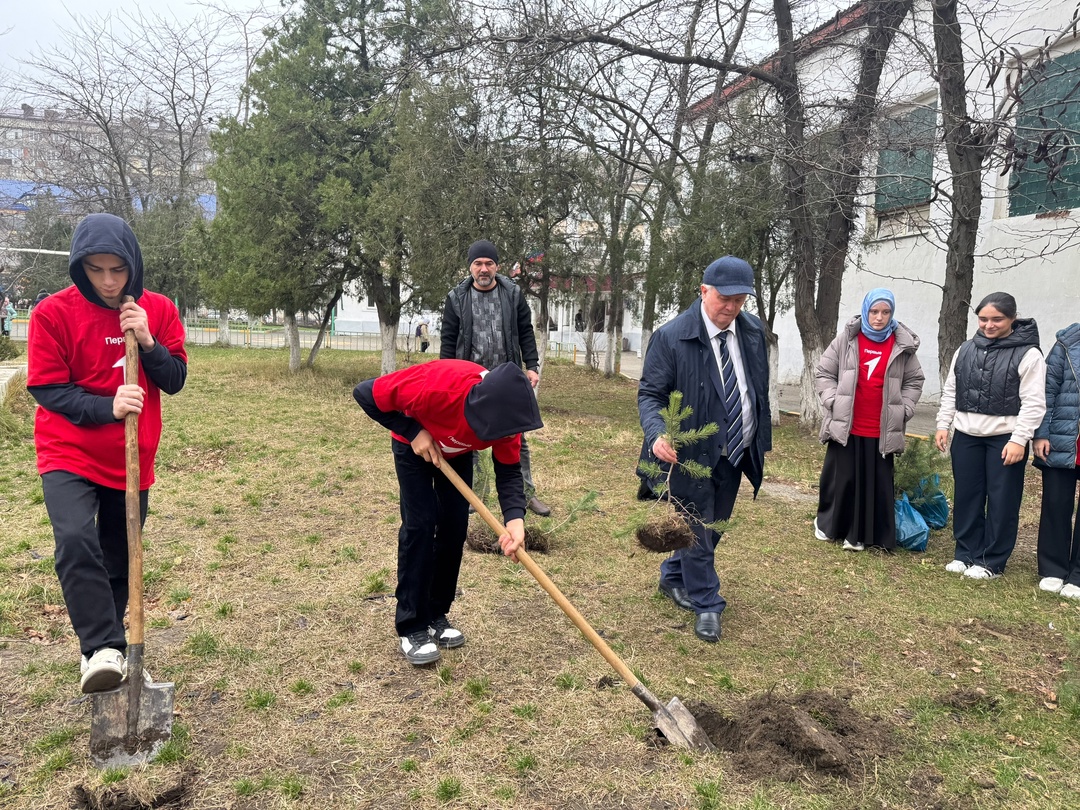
[0,0,265,82]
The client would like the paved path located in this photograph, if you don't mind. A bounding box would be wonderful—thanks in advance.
[599,350,937,439]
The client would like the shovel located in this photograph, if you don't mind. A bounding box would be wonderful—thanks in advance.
[439,462,715,753]
[90,301,175,767]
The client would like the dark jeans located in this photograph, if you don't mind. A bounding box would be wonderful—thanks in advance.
[1037,466,1080,586]
[659,457,742,614]
[391,440,473,636]
[42,471,148,658]
[950,431,1027,574]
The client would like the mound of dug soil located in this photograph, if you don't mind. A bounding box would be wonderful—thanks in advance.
[72,767,195,809]
[466,524,550,554]
[636,510,695,553]
[682,690,894,783]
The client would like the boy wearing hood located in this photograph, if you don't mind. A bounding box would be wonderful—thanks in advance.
[27,213,187,692]
[354,360,542,665]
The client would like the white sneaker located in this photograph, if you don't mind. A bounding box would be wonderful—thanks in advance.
[80,648,127,693]
[841,540,865,552]
[1039,577,1065,593]
[963,565,999,580]
[399,631,441,666]
[1060,583,1080,600]
[813,517,833,541]
[945,560,968,574]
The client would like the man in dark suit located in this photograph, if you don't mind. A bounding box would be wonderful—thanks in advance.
[637,256,771,643]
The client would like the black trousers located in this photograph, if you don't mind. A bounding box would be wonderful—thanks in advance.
[816,436,896,549]
[1037,466,1080,586]
[42,471,148,658]
[950,431,1027,574]
[391,440,474,636]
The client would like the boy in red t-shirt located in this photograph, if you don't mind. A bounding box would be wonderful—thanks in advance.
[27,213,187,692]
[354,360,543,665]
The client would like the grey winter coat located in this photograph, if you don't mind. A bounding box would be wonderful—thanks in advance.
[815,316,925,455]
[1034,322,1080,470]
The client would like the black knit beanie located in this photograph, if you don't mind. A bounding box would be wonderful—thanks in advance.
[464,363,543,441]
[467,240,499,266]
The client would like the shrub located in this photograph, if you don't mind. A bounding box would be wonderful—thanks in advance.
[0,337,21,361]
[893,436,949,499]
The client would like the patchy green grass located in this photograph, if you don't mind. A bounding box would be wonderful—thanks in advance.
[0,347,1077,809]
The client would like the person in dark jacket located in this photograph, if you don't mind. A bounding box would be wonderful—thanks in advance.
[354,361,541,665]
[935,292,1046,579]
[27,213,188,692]
[1033,322,1080,599]
[814,289,925,552]
[441,240,550,516]
[637,256,771,643]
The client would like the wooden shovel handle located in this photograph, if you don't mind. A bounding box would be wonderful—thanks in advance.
[123,295,143,647]
[438,461,641,689]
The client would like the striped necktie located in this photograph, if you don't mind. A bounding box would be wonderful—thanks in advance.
[716,330,744,468]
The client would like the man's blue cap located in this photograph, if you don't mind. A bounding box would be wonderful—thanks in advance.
[703,256,756,296]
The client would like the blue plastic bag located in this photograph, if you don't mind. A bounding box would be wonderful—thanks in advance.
[912,474,950,530]
[895,492,930,552]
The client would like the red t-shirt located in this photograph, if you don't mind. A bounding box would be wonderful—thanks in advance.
[372,360,521,464]
[851,332,895,438]
[28,286,187,489]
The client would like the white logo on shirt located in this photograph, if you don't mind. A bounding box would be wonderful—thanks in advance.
[112,356,125,369]
[106,336,124,345]
[863,356,881,380]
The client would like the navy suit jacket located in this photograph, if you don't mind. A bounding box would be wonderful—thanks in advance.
[637,299,772,522]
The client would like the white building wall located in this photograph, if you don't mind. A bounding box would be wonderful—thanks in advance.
[769,0,1080,401]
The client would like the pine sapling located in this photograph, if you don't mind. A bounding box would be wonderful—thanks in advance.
[635,391,728,552]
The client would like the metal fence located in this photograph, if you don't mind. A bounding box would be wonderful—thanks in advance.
[3,315,587,362]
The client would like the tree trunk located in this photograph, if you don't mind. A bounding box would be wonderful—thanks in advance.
[217,311,230,347]
[800,343,823,425]
[766,329,781,426]
[932,0,988,390]
[284,312,301,372]
[380,321,397,375]
[305,287,343,369]
[773,0,912,425]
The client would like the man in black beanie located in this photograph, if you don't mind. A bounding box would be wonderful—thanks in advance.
[354,360,542,666]
[441,240,551,516]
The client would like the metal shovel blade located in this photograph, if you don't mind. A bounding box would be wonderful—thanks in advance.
[654,695,716,753]
[631,684,715,753]
[89,646,175,768]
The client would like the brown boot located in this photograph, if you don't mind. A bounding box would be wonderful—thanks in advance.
[526,496,551,517]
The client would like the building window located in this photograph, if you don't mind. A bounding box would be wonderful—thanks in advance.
[874,105,936,216]
[1009,49,1080,216]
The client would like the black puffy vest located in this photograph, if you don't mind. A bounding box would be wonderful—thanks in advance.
[955,318,1041,416]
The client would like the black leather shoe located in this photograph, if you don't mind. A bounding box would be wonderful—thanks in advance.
[658,581,693,612]
[694,612,722,643]
[527,496,552,517]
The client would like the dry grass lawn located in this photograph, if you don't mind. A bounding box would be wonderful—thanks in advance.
[0,347,1078,809]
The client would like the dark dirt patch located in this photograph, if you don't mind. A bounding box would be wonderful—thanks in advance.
[72,767,195,809]
[636,511,695,553]
[675,690,894,783]
[905,766,950,810]
[937,688,1000,713]
[465,524,550,554]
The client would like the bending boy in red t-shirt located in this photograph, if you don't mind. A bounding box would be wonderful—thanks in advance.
[354,360,542,665]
